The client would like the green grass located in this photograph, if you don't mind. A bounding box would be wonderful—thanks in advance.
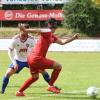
[0,27,87,38]
[0,28,19,38]
[0,51,100,100]
[0,28,71,38]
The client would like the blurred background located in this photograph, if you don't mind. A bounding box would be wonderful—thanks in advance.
[0,0,100,38]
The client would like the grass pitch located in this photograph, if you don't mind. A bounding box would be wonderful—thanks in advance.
[0,51,100,100]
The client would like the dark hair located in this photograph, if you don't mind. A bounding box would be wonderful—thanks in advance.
[23,23,30,29]
[47,18,58,29]
[18,23,30,29]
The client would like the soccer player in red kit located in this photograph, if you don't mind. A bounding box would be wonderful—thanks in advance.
[16,18,79,96]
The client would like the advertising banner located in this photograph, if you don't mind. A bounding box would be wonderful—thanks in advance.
[49,40,100,52]
[1,39,100,51]
[1,0,67,4]
[0,10,63,21]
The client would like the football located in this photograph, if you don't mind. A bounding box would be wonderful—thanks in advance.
[86,86,99,98]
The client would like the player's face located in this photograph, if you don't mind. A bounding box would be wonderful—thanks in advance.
[20,32,28,42]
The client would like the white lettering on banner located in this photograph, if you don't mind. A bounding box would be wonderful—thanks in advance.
[38,14,48,18]
[49,12,62,18]
[1,10,63,21]
[26,13,42,19]
[28,13,61,19]
[26,13,62,19]
[1,39,100,52]
[16,13,25,18]
[26,12,62,19]
[26,13,40,18]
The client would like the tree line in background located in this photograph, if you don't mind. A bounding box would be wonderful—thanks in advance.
[63,0,100,36]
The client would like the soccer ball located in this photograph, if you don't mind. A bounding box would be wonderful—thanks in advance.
[86,86,99,98]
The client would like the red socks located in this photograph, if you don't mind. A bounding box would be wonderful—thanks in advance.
[18,68,61,92]
[18,76,38,92]
[49,68,61,86]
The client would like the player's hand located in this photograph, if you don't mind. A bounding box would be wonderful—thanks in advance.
[13,64,18,71]
[73,33,80,39]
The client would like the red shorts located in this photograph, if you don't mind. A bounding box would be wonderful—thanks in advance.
[27,54,54,74]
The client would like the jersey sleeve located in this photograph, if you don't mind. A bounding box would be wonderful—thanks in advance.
[40,28,51,38]
[8,39,15,50]
[40,28,51,33]
[8,39,16,64]
[8,49,16,64]
[52,35,58,43]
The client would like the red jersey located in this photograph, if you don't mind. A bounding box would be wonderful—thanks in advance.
[31,28,58,57]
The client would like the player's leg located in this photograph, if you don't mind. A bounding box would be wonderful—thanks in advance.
[47,62,62,93]
[40,70,50,83]
[16,73,39,96]
[1,67,16,94]
[26,57,50,83]
[49,62,62,86]
[40,58,62,93]
[16,56,40,96]
[1,60,26,94]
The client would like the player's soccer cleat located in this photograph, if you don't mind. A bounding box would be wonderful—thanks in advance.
[16,91,25,96]
[0,90,4,94]
[47,86,61,94]
[55,86,61,90]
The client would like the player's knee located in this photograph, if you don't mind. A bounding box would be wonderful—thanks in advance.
[6,72,14,78]
[5,73,10,78]
[5,69,15,78]
[32,73,39,80]
[57,64,62,71]
[13,67,18,71]
[53,62,62,70]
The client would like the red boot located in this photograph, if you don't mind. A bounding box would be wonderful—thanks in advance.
[16,91,25,96]
[47,86,61,94]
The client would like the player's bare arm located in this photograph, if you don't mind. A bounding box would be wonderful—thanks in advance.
[55,33,79,45]
[18,23,41,34]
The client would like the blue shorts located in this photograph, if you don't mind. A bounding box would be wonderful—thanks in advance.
[9,60,29,73]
